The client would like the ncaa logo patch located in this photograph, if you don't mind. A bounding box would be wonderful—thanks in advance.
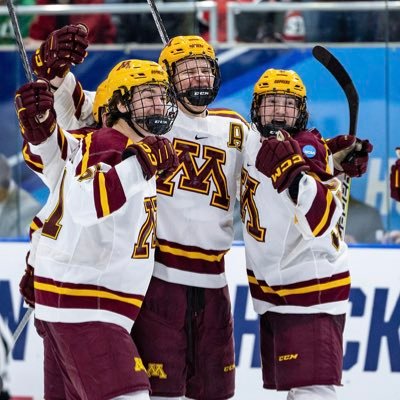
[302,144,316,158]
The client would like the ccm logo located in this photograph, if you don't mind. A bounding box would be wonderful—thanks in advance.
[278,353,299,362]
[272,155,303,182]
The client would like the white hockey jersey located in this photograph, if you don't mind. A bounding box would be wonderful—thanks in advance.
[154,109,249,288]
[32,127,157,332]
[242,129,350,316]
[23,78,249,290]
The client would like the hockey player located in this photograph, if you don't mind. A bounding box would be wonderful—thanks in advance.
[129,36,249,400]
[28,27,248,399]
[15,60,179,400]
[241,69,372,400]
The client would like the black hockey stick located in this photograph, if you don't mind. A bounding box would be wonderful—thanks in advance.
[312,45,359,237]
[5,0,35,347]
[146,0,170,45]
[6,0,33,82]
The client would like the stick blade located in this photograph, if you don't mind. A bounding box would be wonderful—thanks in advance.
[312,45,359,136]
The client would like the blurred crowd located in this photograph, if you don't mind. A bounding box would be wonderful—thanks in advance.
[0,1,399,244]
[1,0,399,45]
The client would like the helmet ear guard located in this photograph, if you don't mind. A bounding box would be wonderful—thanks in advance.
[92,79,109,126]
[158,36,221,107]
[251,69,309,136]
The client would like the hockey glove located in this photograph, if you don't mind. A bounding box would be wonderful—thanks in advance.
[15,81,57,145]
[122,136,179,180]
[256,130,310,193]
[19,263,35,308]
[32,24,89,81]
[327,135,373,177]
[390,158,400,202]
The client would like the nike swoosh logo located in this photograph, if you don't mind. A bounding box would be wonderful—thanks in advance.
[195,135,208,140]
[246,163,252,167]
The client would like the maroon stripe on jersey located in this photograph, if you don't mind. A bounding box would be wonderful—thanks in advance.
[72,81,84,119]
[35,275,143,299]
[247,269,287,305]
[93,173,104,218]
[57,127,68,161]
[305,183,337,237]
[36,290,142,321]
[93,168,127,218]
[156,238,228,275]
[247,270,350,307]
[34,276,144,320]
[273,271,350,291]
[93,172,103,218]
[22,142,44,174]
[104,168,126,213]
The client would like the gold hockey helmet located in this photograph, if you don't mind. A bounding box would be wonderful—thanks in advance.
[251,68,308,136]
[106,59,170,99]
[158,36,220,107]
[106,59,177,135]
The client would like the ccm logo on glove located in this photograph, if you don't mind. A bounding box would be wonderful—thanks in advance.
[271,154,304,183]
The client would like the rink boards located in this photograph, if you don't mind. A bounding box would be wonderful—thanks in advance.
[0,242,399,399]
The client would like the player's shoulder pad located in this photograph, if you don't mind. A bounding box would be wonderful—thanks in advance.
[207,108,250,127]
[75,128,131,176]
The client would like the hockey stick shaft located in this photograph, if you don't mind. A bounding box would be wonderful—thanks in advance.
[6,0,33,82]
[12,307,33,346]
[146,0,170,45]
[312,46,359,237]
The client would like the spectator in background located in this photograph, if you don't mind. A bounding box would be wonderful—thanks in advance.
[0,0,35,44]
[0,154,41,238]
[235,0,305,43]
[28,0,116,44]
[198,0,305,43]
[115,0,195,44]
[345,195,384,244]
[300,0,379,42]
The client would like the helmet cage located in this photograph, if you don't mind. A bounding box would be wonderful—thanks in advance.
[109,82,178,136]
[168,55,221,107]
[251,91,308,137]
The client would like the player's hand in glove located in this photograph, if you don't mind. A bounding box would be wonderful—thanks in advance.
[122,136,179,180]
[32,24,89,82]
[256,130,310,193]
[19,262,35,308]
[15,80,57,145]
[390,150,400,202]
[326,134,373,177]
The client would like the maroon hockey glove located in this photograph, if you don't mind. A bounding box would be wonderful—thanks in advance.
[32,24,89,81]
[122,136,179,180]
[327,135,373,177]
[256,130,310,193]
[390,158,400,202]
[19,263,35,308]
[341,138,373,177]
[15,81,57,145]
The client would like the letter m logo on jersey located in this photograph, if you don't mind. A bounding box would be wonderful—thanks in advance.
[156,138,230,210]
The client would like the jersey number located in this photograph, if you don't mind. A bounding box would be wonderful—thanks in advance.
[42,170,157,259]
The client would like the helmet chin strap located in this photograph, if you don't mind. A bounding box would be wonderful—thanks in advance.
[177,87,214,114]
[260,121,298,137]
